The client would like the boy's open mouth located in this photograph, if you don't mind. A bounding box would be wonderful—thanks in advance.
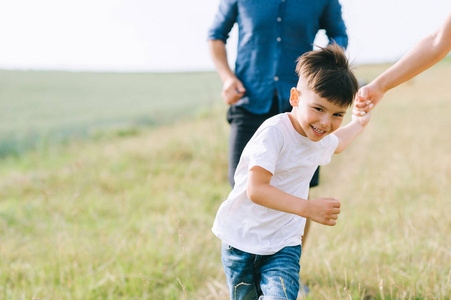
[311,125,326,134]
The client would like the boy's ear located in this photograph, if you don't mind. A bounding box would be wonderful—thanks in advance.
[289,88,300,106]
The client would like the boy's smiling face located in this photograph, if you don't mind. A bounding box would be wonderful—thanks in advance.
[288,78,348,142]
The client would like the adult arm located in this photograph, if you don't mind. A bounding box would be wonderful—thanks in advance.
[207,0,245,105]
[247,166,340,226]
[356,12,451,111]
[208,40,246,104]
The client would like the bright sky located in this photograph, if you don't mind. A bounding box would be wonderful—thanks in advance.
[0,0,450,72]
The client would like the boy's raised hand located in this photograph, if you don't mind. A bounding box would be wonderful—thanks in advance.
[305,197,341,226]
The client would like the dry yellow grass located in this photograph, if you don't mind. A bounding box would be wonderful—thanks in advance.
[0,60,450,299]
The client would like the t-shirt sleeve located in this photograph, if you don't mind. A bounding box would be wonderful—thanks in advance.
[318,134,339,165]
[244,126,284,175]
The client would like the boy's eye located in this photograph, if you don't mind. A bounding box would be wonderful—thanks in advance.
[333,113,344,117]
[313,107,323,112]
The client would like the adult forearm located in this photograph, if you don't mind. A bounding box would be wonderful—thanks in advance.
[373,14,451,93]
[208,39,236,82]
[375,37,447,93]
[209,39,246,104]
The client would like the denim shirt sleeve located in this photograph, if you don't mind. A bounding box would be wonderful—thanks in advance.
[207,0,238,43]
[320,0,348,49]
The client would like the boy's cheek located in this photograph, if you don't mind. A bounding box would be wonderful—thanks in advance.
[332,119,344,131]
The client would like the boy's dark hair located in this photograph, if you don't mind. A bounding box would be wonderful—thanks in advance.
[296,44,358,107]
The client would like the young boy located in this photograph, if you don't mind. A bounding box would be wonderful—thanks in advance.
[212,44,371,300]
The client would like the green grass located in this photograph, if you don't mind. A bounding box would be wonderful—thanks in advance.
[0,70,222,157]
[0,111,230,299]
[1,60,450,299]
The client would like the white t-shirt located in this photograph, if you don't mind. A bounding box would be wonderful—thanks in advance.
[212,113,339,255]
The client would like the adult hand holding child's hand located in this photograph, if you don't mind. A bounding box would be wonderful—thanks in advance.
[352,83,381,118]
[352,93,372,127]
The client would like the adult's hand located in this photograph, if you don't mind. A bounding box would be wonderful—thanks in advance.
[353,82,383,116]
[209,40,246,105]
[222,76,246,105]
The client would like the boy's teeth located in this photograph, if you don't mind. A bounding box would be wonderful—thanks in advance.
[313,126,324,133]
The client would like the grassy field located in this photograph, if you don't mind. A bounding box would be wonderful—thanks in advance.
[1,60,450,299]
[0,70,221,157]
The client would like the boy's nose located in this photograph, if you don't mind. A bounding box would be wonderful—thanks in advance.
[319,116,331,128]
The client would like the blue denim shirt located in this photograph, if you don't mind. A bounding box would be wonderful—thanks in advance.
[208,0,348,114]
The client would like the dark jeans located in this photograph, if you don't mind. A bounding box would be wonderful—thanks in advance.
[226,100,319,187]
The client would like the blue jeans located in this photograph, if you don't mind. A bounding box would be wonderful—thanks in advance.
[221,243,302,300]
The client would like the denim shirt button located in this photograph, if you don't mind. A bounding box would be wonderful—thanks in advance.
[276,37,281,42]
[274,76,279,81]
